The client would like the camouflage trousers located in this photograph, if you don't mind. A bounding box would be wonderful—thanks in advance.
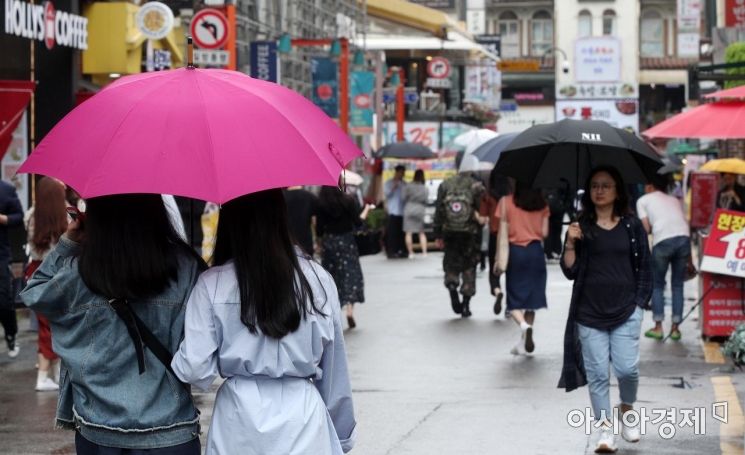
[442,231,480,297]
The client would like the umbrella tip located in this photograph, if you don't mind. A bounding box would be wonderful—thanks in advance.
[187,36,195,69]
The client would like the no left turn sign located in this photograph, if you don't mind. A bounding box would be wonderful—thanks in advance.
[190,9,228,50]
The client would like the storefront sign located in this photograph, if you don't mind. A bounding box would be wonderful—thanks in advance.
[497,59,539,72]
[690,172,719,229]
[555,99,638,132]
[311,57,338,118]
[381,156,457,182]
[574,37,621,82]
[497,106,554,133]
[701,272,745,337]
[557,82,637,100]
[475,34,501,58]
[349,71,374,135]
[249,41,278,82]
[382,121,475,152]
[701,209,745,278]
[135,2,173,40]
[3,0,88,50]
[726,0,745,27]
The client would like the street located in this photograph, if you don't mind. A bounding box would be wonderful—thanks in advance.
[1,253,743,454]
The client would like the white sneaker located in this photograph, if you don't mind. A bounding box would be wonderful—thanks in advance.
[510,333,527,356]
[620,410,641,443]
[35,377,59,392]
[8,343,19,358]
[594,422,617,453]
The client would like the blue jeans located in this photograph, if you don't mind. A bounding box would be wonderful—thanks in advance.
[652,236,691,324]
[577,307,643,422]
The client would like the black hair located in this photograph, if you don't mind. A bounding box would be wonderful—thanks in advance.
[213,189,323,339]
[78,194,203,299]
[488,167,512,200]
[650,174,669,192]
[394,165,406,173]
[318,185,357,219]
[413,169,425,184]
[578,166,630,224]
[513,181,547,212]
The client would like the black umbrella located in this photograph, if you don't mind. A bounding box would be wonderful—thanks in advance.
[376,142,435,159]
[471,132,520,164]
[494,119,663,189]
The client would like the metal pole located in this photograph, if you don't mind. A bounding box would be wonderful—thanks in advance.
[340,38,350,134]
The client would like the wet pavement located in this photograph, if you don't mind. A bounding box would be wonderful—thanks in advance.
[1,253,744,454]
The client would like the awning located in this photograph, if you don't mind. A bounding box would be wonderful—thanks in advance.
[365,0,455,38]
[0,81,35,159]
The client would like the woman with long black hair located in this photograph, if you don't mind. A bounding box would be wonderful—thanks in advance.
[21,194,204,454]
[172,189,356,455]
[560,166,652,453]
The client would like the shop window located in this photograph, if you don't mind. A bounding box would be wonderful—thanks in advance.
[640,10,664,57]
[498,11,520,58]
[530,10,553,57]
[578,10,592,38]
[602,10,616,36]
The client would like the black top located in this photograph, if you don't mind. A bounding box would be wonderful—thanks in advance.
[576,223,637,330]
[316,195,362,236]
[716,184,745,212]
[284,189,318,255]
[0,181,24,264]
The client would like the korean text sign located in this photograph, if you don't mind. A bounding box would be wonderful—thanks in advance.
[701,209,745,278]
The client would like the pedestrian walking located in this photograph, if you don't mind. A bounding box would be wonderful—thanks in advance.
[171,189,356,455]
[24,177,68,391]
[317,186,373,329]
[384,165,408,258]
[480,169,511,315]
[0,179,23,359]
[559,166,652,453]
[495,182,549,354]
[21,194,204,453]
[403,169,429,258]
[636,175,691,341]
[434,172,485,318]
[284,186,319,256]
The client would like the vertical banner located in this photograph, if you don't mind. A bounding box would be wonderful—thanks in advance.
[690,172,720,229]
[250,41,278,82]
[349,71,374,135]
[726,0,745,27]
[311,57,339,118]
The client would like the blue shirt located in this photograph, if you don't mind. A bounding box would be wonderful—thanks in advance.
[384,178,405,216]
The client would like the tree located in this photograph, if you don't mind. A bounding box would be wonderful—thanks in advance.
[724,42,745,89]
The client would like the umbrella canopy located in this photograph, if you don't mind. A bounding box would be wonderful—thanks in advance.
[495,119,663,189]
[704,85,745,101]
[342,170,364,186]
[19,68,362,204]
[452,128,498,154]
[471,132,519,164]
[375,142,435,159]
[458,154,494,173]
[642,102,745,139]
[700,158,745,175]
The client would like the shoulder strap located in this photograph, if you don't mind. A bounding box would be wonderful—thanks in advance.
[109,298,189,391]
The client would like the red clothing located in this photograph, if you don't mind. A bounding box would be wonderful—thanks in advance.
[495,195,549,247]
[480,194,500,234]
[26,260,58,361]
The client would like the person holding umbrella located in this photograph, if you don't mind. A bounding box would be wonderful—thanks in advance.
[172,189,357,454]
[560,166,652,453]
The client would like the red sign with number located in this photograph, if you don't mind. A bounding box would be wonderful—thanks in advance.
[701,209,745,278]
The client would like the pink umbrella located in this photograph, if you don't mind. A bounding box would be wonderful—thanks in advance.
[19,68,362,203]
[642,101,745,139]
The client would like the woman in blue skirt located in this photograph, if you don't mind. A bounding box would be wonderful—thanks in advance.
[495,181,549,355]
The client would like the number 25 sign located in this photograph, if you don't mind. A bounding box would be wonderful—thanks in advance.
[701,209,745,278]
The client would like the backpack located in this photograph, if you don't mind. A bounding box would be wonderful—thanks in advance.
[443,182,475,232]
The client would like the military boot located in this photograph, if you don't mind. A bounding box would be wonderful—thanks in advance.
[449,288,462,314]
[461,296,472,318]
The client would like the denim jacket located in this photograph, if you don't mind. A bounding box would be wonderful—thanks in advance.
[558,215,652,392]
[20,236,202,449]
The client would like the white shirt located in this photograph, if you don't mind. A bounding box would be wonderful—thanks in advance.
[636,191,690,246]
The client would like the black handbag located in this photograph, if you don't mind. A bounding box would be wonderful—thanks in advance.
[354,229,382,256]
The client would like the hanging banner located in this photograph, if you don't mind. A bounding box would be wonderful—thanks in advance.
[311,57,338,119]
[250,41,278,82]
[349,71,374,135]
[690,172,719,229]
[726,0,745,27]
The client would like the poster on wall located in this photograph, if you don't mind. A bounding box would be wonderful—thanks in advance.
[2,112,29,212]
[574,37,621,83]
[555,99,639,132]
[311,57,339,118]
[464,65,501,110]
[382,121,476,152]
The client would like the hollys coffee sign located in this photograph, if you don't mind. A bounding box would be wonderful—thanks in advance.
[4,0,88,50]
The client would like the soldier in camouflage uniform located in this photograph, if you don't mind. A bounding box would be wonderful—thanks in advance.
[434,173,485,317]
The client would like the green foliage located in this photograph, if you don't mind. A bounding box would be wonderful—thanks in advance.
[724,42,745,89]
[722,323,745,368]
[364,207,387,231]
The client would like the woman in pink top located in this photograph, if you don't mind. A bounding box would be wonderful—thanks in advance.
[495,181,549,356]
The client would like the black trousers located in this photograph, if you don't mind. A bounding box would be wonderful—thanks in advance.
[75,432,200,455]
[385,215,407,258]
[487,233,501,295]
[0,262,16,340]
[544,211,565,258]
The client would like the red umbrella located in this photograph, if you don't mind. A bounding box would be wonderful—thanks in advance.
[642,101,745,139]
[704,85,745,101]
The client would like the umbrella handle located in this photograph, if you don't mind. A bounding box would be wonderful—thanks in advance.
[187,36,194,69]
